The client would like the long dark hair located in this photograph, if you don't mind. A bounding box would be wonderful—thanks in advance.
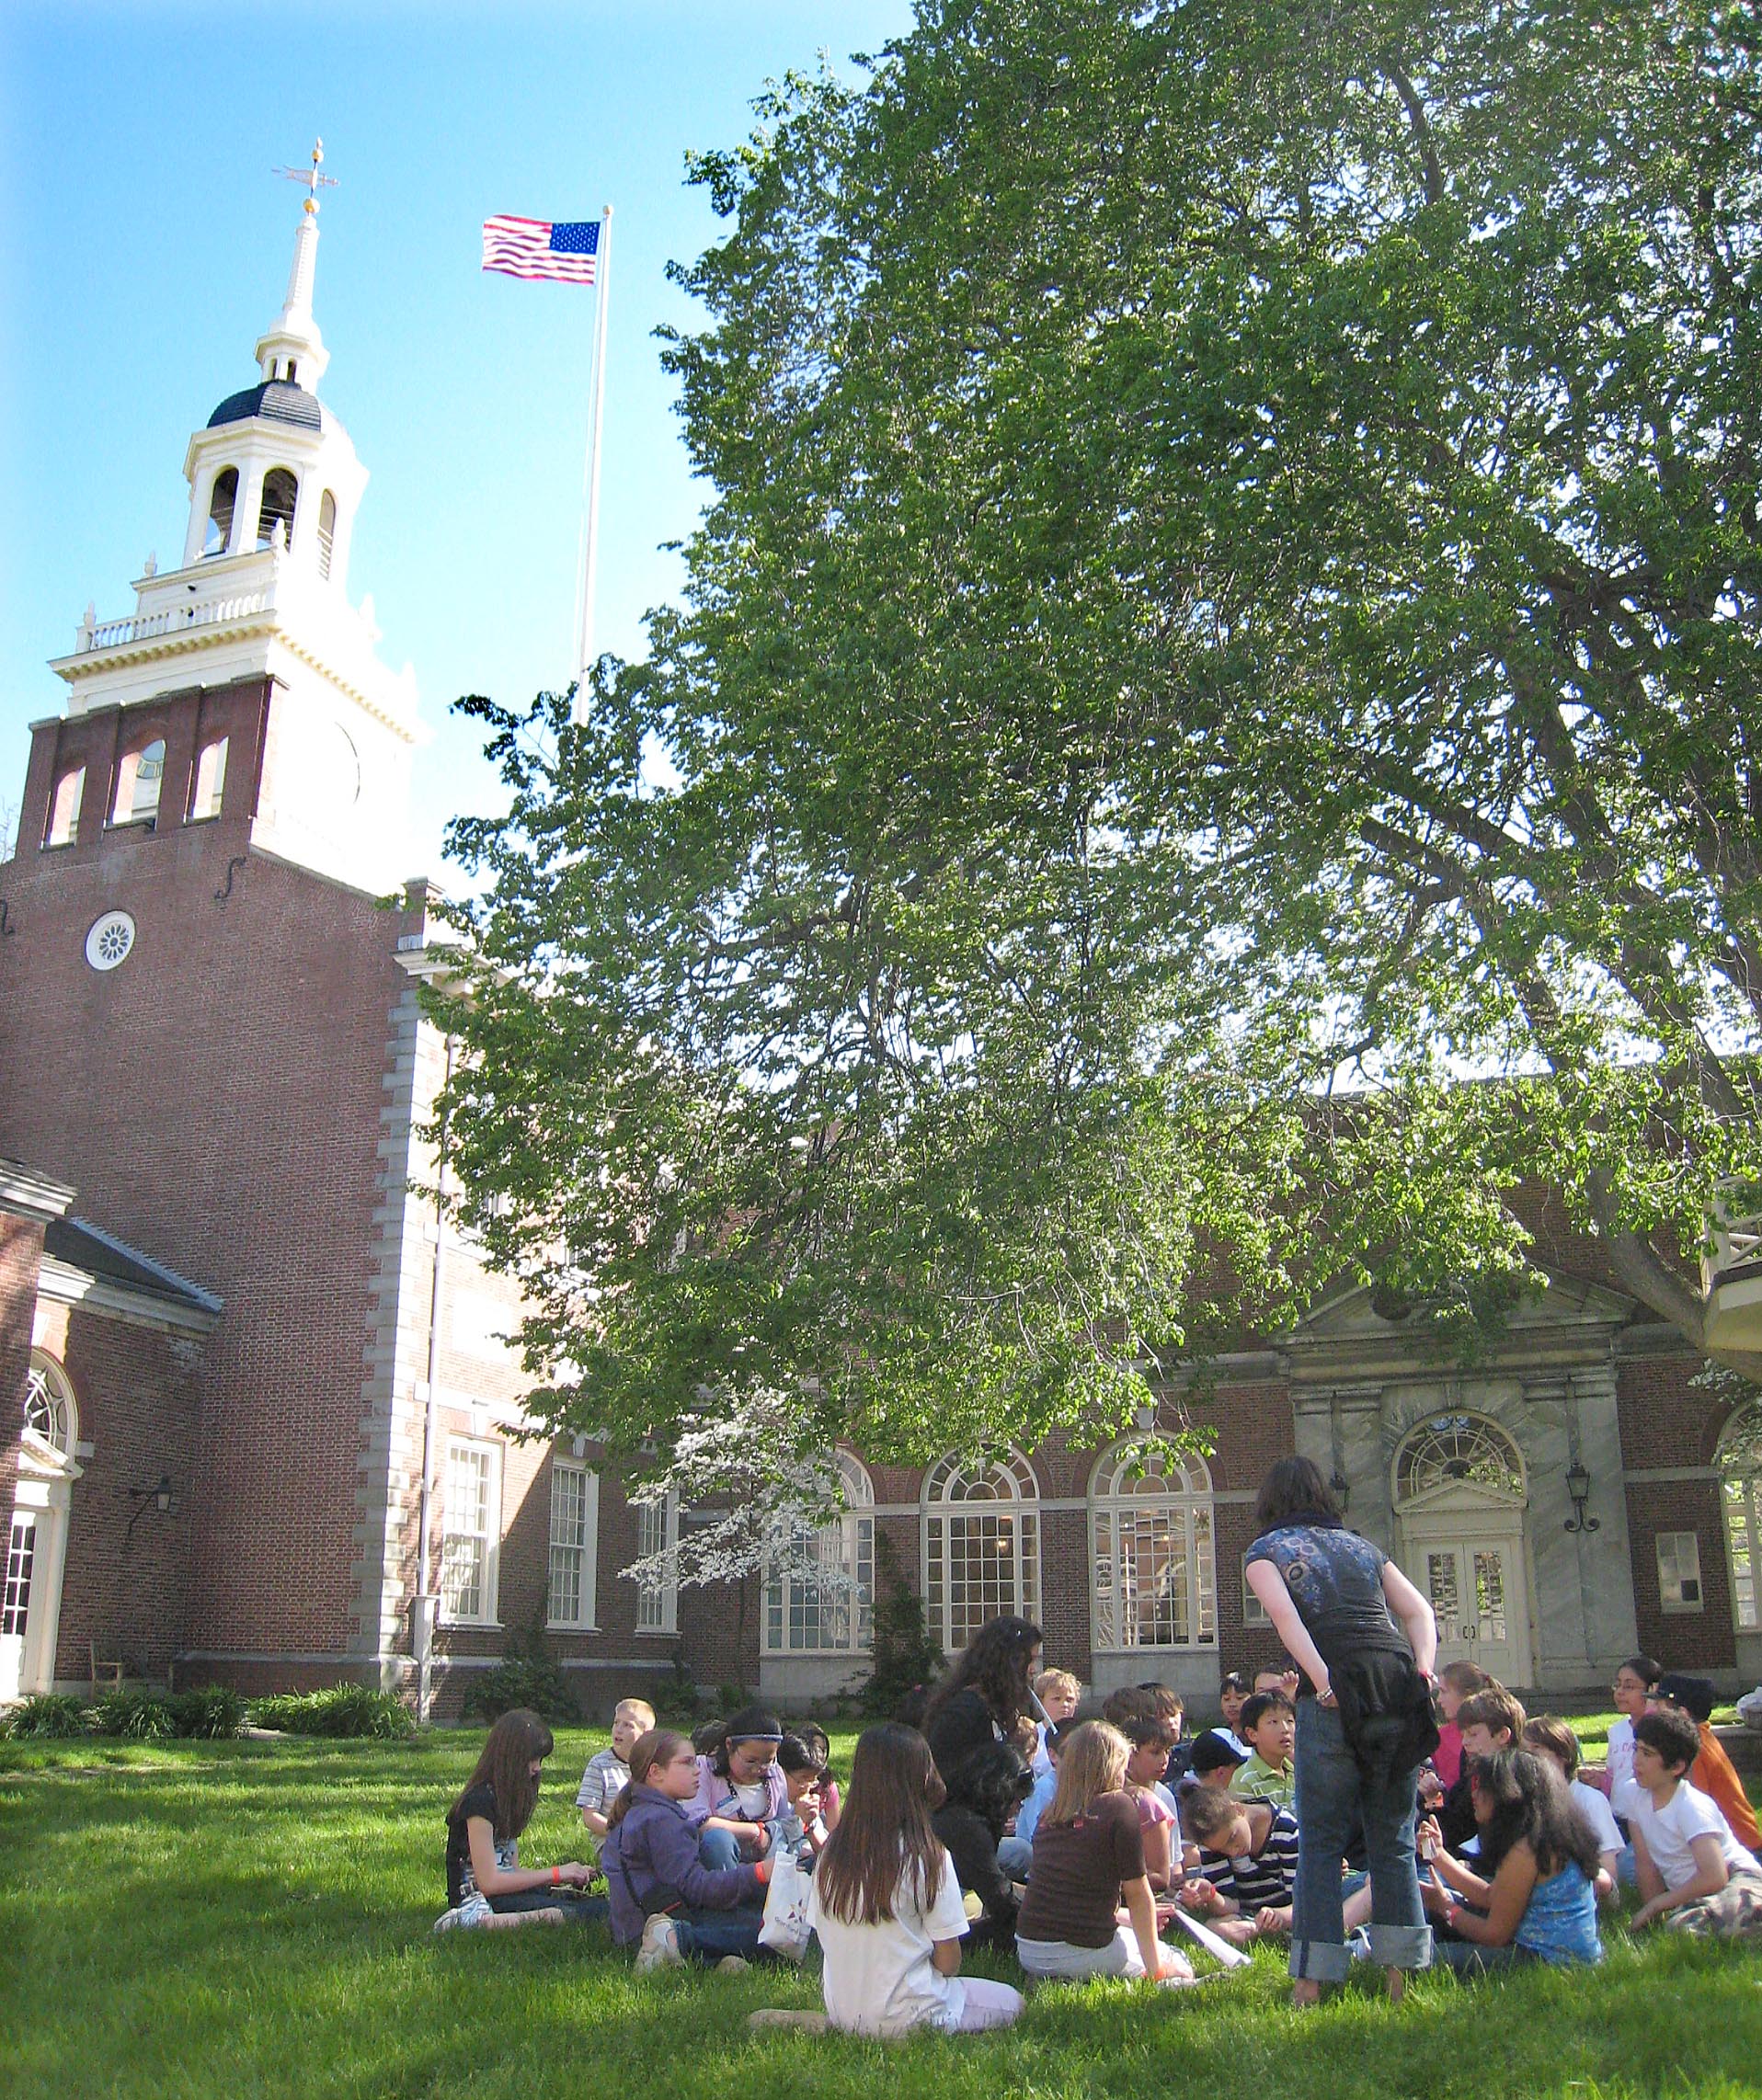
[922,1614,1043,1735]
[450,1707,553,1842]
[1471,1749,1603,1881]
[1253,1456,1342,1534]
[816,1724,947,1926]
[604,1727,694,1833]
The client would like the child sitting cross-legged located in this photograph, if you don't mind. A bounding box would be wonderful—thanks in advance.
[1230,1690,1297,1812]
[1628,1706,1762,1941]
[1177,1777,1301,1947]
[751,1723,1025,2037]
[1015,1721,1195,1983]
[436,1708,606,1933]
[1419,1749,1605,1971]
[602,1729,774,1972]
[1521,1717,1620,1898]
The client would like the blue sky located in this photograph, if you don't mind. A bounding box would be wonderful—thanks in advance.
[0,0,916,868]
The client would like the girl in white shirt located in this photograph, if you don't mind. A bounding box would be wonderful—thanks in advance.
[788,1723,1024,2037]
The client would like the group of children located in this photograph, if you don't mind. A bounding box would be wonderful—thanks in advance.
[434,1654,1760,2038]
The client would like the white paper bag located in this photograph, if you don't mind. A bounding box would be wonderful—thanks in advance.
[757,1850,813,1962]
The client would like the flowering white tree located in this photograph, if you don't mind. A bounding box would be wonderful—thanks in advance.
[621,1384,862,1595]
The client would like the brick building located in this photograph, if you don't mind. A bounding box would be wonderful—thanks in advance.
[3,188,1759,1719]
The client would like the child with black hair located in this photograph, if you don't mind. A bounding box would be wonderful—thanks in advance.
[1230,1690,1297,1810]
[1420,1749,1603,1971]
[687,1704,790,1868]
[437,1708,605,1932]
[777,1731,834,1859]
[1652,1673,1761,1857]
[1629,1706,1762,1940]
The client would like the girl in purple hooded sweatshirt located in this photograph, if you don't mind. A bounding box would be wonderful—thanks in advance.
[602,1729,773,1971]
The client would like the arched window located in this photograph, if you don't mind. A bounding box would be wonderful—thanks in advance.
[111,738,166,824]
[922,1449,1040,1655]
[256,467,298,549]
[1719,1404,1762,1633]
[1394,1412,1526,1506]
[316,490,338,579]
[22,1353,77,1466]
[1090,1442,1218,1651]
[763,1452,874,1656]
[204,468,238,556]
[189,737,228,821]
[44,766,84,848]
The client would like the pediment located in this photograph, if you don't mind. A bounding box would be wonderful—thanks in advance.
[1289,1270,1635,1349]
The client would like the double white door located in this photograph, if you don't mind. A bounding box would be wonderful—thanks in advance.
[1413,1532,1531,1685]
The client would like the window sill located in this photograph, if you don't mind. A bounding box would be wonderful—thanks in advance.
[437,1619,505,1634]
[633,1627,679,1639]
[546,1622,601,1636]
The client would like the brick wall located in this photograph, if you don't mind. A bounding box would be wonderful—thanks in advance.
[33,1299,200,1683]
[0,1213,45,1539]
[1618,1347,1742,1672]
[0,675,426,1662]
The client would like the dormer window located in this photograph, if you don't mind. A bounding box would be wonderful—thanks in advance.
[286,361,298,384]
[112,739,166,825]
[205,468,238,556]
[257,468,298,550]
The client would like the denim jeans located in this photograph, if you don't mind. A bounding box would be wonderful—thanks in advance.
[671,1906,766,1963]
[486,1887,608,1923]
[1290,1697,1431,1982]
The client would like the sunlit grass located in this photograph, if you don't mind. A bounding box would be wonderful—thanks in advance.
[1,1722,1756,2098]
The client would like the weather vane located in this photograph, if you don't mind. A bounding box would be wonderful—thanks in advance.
[272,139,338,214]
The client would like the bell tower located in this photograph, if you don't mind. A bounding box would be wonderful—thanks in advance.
[43,145,420,893]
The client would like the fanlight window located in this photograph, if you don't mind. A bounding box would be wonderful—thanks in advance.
[922,1449,1040,1655]
[1395,1413,1525,1504]
[256,467,298,550]
[1719,1404,1762,1633]
[763,1452,875,1656]
[22,1353,76,1464]
[1090,1442,1218,1651]
[205,467,238,555]
[112,739,166,824]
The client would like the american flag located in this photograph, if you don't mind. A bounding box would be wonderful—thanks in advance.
[481,216,600,284]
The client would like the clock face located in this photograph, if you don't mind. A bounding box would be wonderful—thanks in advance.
[291,715,361,811]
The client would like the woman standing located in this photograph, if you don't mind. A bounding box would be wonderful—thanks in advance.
[1243,1456,1438,2006]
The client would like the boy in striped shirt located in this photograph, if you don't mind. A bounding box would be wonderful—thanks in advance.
[1177,1782,1302,1943]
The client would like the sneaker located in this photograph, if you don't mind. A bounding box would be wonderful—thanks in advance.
[432,1892,493,1934]
[748,2009,830,2034]
[635,1913,685,1974]
[1347,1926,1374,1962]
[715,1955,751,1975]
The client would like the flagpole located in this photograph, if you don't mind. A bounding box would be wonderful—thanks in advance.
[574,203,613,720]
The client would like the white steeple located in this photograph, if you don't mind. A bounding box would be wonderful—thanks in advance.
[48,144,421,893]
[254,143,330,389]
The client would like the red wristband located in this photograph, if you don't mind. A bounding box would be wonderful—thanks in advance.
[754,1857,772,1886]
[551,1866,561,1887]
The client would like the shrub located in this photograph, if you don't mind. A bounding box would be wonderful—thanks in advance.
[860,1531,944,1718]
[90,1688,177,1740]
[460,1638,578,1726]
[248,1684,415,1739]
[3,1692,89,1740]
[169,1685,246,1739]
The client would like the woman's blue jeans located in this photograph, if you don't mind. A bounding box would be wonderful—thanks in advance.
[1290,1697,1432,1982]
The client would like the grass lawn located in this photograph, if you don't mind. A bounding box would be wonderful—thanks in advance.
[3,1718,1759,2099]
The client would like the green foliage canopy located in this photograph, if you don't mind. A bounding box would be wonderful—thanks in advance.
[435,0,1762,1475]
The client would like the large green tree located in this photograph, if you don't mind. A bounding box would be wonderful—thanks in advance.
[436,0,1762,1483]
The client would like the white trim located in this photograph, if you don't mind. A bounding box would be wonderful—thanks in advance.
[1087,1437,1219,1652]
[438,1435,501,1627]
[634,1493,678,1636]
[546,1460,600,1631]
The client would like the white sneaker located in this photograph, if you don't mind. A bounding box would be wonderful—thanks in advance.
[715,1955,751,1975]
[635,1913,684,1973]
[432,1892,493,1934]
